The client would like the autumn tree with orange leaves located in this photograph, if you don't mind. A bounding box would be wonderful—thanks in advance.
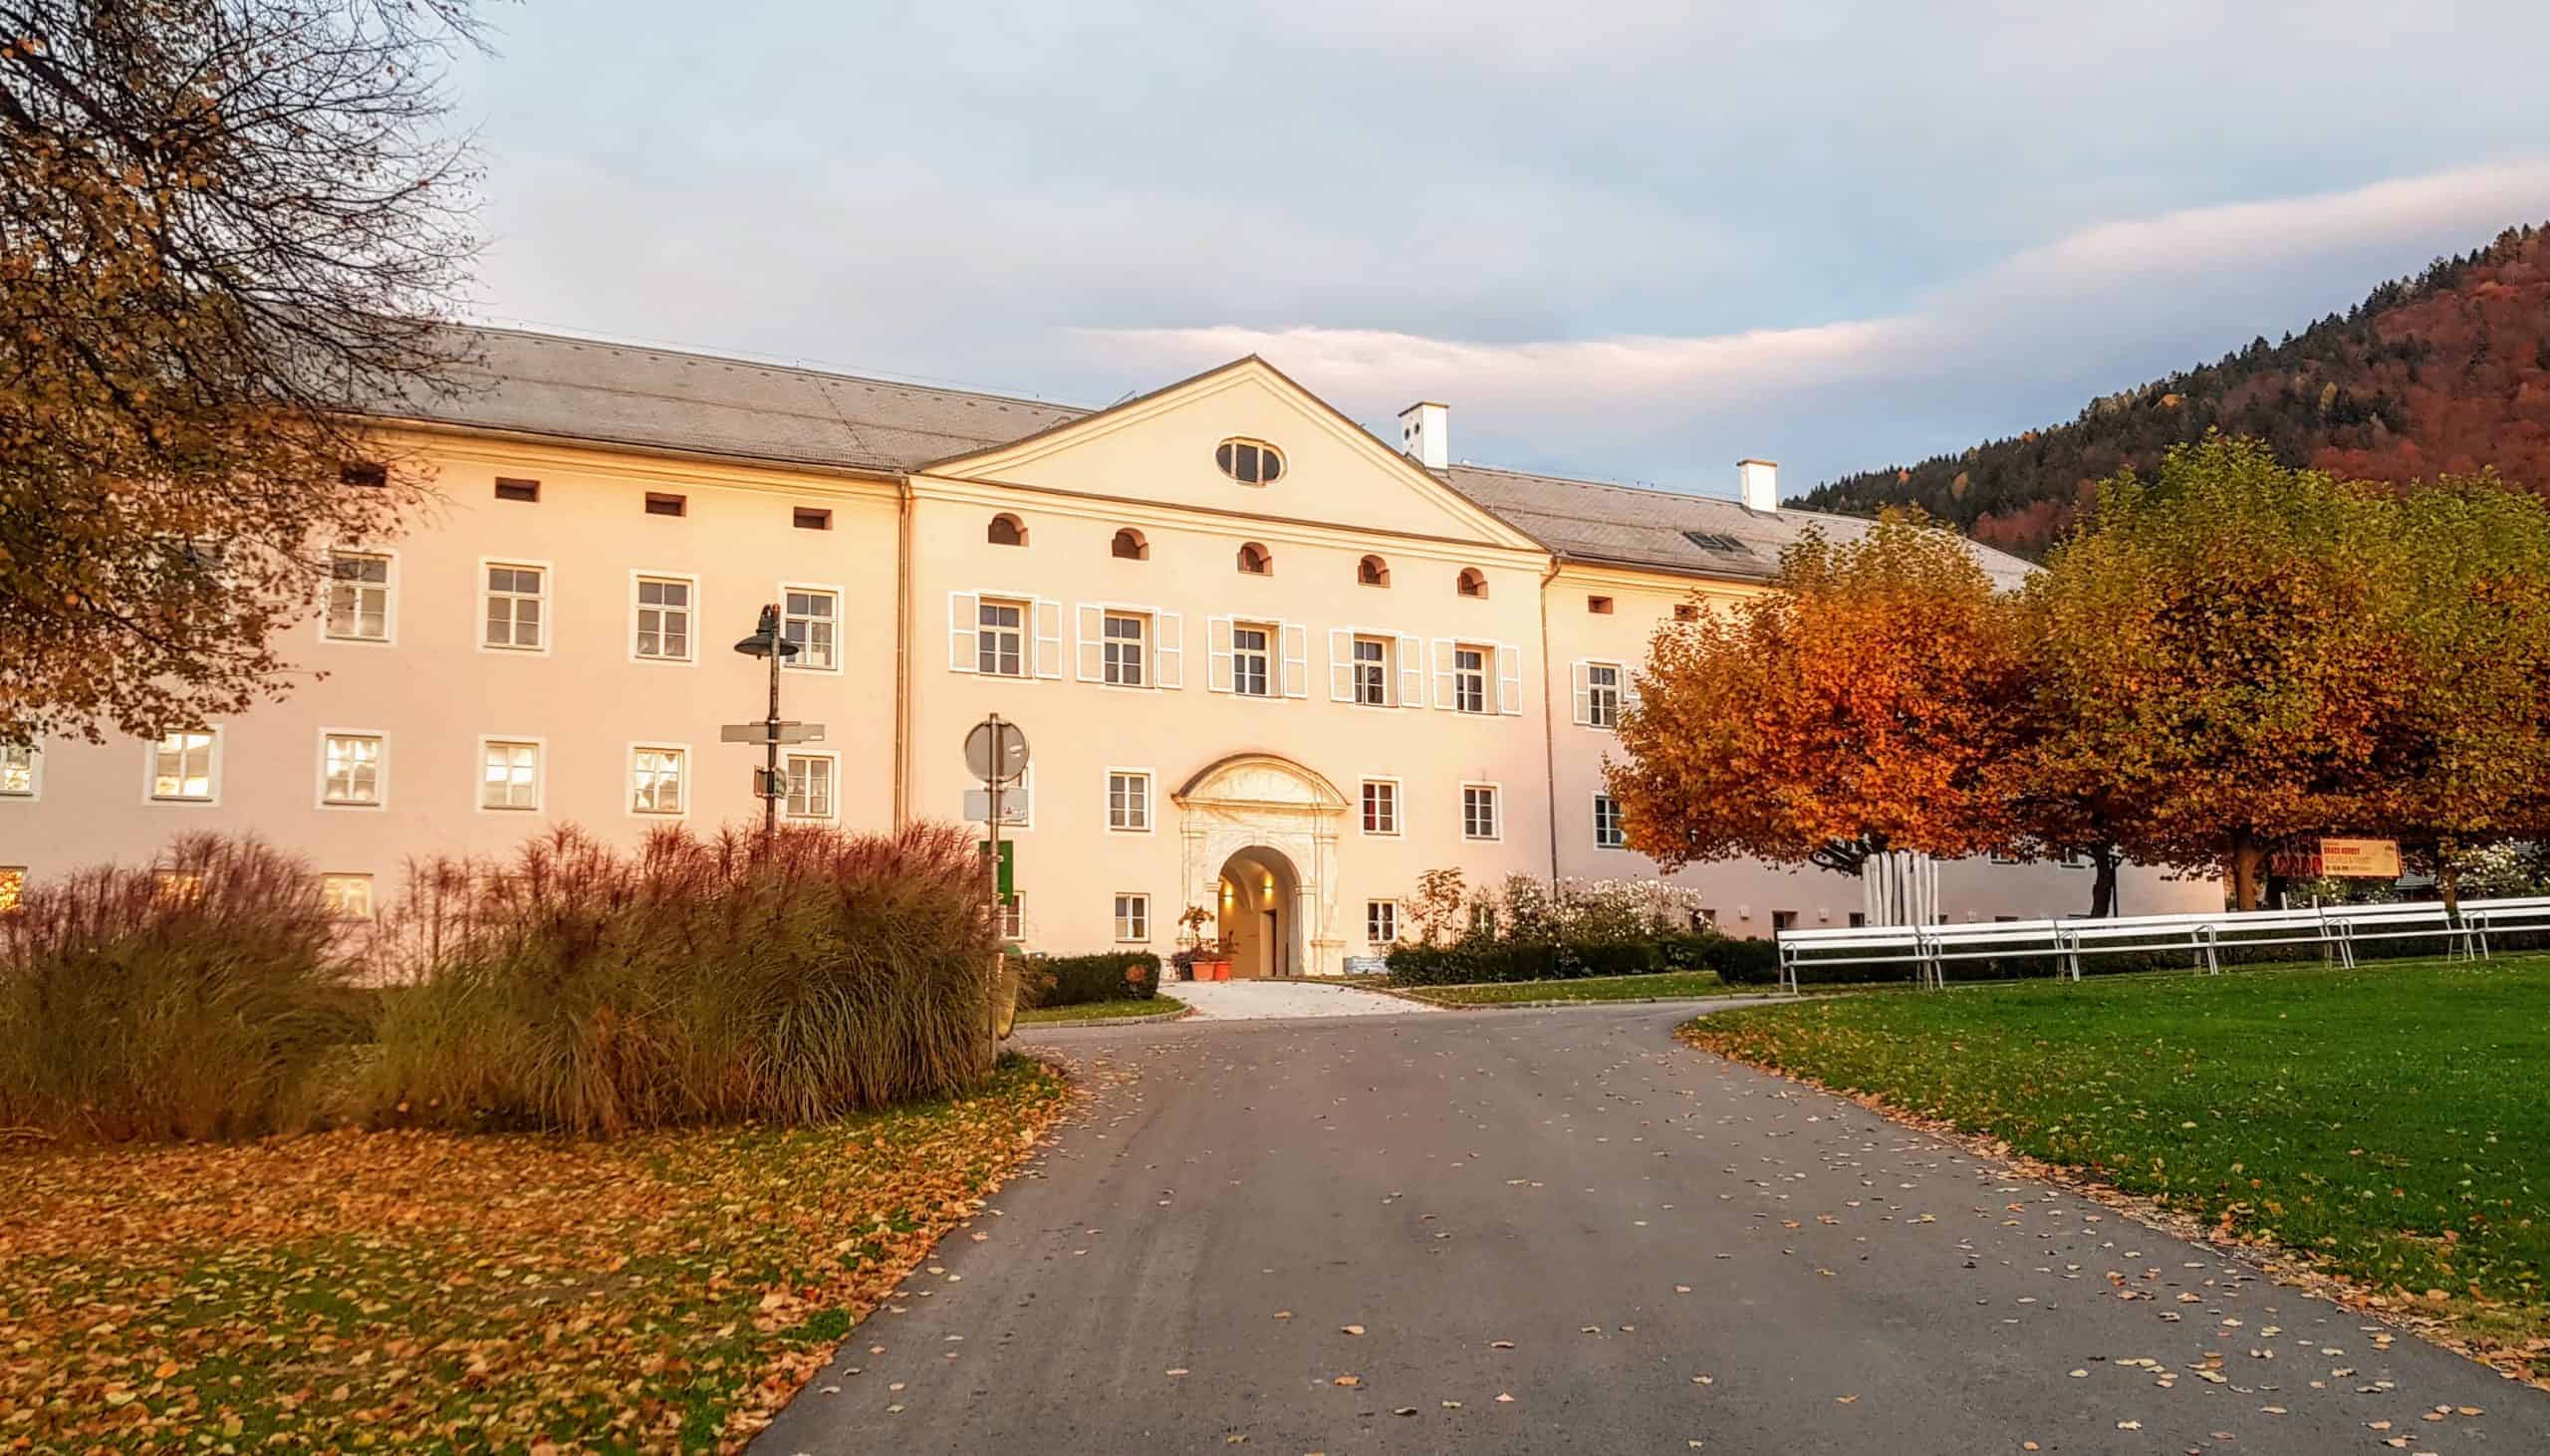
[1607,513,2027,885]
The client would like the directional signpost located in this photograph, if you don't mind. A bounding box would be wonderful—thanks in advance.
[967,714,1030,935]
[727,605,814,854]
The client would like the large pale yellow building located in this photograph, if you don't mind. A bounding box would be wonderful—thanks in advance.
[0,329,2215,972]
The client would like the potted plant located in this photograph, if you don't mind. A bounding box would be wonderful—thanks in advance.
[1175,905,1230,982]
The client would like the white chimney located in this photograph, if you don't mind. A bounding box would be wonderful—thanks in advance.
[1737,457,1780,513]
[1400,400,1449,471]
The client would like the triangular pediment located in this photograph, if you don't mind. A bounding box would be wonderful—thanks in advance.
[921,358,1541,552]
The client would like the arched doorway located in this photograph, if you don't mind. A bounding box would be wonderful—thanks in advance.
[1174,754,1346,977]
[1217,847,1301,979]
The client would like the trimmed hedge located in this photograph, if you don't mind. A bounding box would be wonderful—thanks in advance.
[1020,951,1161,1008]
[1387,933,1767,988]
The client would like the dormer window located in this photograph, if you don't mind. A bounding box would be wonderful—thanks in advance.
[1456,568,1488,599]
[1358,555,1390,588]
[1237,542,1272,576]
[1111,528,1148,561]
[1215,438,1284,485]
[988,513,1028,547]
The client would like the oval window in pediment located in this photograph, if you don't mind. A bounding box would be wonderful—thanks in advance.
[1215,437,1285,485]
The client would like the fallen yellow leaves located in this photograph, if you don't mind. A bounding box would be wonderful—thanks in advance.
[0,1057,1070,1453]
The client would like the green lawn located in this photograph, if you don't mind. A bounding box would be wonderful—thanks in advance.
[1015,994,1187,1025]
[1683,958,2550,1376]
[1395,970,1733,1005]
[0,1057,1068,1452]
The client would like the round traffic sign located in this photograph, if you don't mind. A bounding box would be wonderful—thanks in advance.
[964,717,1030,785]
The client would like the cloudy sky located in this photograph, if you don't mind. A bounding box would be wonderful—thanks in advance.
[450,1,2550,499]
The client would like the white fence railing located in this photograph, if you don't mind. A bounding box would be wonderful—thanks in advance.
[1773,894,2550,993]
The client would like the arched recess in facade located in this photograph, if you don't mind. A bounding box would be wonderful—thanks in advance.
[1172,753,1347,978]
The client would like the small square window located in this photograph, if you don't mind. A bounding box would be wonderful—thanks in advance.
[1593,793,1625,849]
[643,492,686,517]
[149,730,218,803]
[1461,784,1499,841]
[793,507,832,531]
[321,733,384,807]
[481,739,540,811]
[1360,780,1399,836]
[631,746,687,816]
[1114,893,1150,942]
[1108,771,1151,832]
[321,873,374,921]
[784,753,837,819]
[1588,595,1614,614]
[1367,899,1400,945]
[494,477,541,503]
[3,741,41,798]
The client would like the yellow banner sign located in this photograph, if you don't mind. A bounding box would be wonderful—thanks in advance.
[2319,838,2402,878]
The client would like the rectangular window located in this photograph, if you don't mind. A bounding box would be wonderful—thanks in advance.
[1360,779,1399,836]
[481,739,540,811]
[1461,783,1499,841]
[793,506,832,531]
[0,742,35,797]
[149,730,217,803]
[321,733,383,807]
[1771,910,1799,932]
[1108,771,1151,832]
[325,552,391,641]
[0,866,22,914]
[1470,903,1497,936]
[1232,623,1273,696]
[494,477,540,503]
[483,563,546,650]
[1588,595,1615,614]
[1452,645,1487,714]
[1115,893,1150,942]
[643,491,685,517]
[321,873,374,921]
[784,753,836,819]
[631,745,686,816]
[1102,612,1147,686]
[996,894,1023,940]
[1351,635,1389,706]
[634,576,693,661]
[1848,911,1868,928]
[1592,792,1625,849]
[977,599,1026,676]
[1367,899,1400,945]
[1586,663,1623,729]
[783,589,839,670]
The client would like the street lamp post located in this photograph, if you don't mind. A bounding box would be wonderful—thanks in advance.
[731,604,801,854]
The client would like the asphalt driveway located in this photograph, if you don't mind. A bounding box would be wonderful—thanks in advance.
[756,1001,2548,1454]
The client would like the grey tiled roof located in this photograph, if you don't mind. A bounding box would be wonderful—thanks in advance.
[1440,463,2035,589]
[369,325,1090,474]
[374,325,2031,586]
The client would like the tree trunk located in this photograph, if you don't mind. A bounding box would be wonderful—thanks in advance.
[2090,846,2120,918]
[2437,836,2460,915]
[2226,830,2266,911]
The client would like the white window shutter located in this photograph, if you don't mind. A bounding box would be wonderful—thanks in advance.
[1328,627,1353,702]
[1155,610,1184,688]
[1571,660,1592,725]
[1033,599,1063,680]
[1624,668,1643,716]
[1431,638,1455,711]
[1207,615,1235,693]
[947,592,978,672]
[1397,633,1424,708]
[1280,622,1309,699]
[1496,644,1524,715]
[1075,604,1105,683]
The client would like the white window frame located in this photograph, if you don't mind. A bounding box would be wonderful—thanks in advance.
[1433,637,1524,716]
[316,728,388,810]
[1460,781,1502,842]
[1077,604,1185,690]
[779,583,845,674]
[1230,619,1275,697]
[627,741,691,819]
[1208,616,1310,699]
[1329,627,1420,708]
[996,892,1024,941]
[1367,899,1401,946]
[143,727,221,807]
[1114,892,1151,943]
[1359,778,1401,837]
[1574,659,1631,730]
[0,739,40,800]
[1106,768,1153,834]
[319,547,397,646]
[783,749,841,821]
[475,734,545,814]
[1592,791,1626,849]
[320,872,375,921]
[478,557,553,655]
[947,591,1063,679]
[629,570,699,665]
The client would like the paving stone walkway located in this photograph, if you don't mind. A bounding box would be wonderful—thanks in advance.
[1169,976,1435,1018]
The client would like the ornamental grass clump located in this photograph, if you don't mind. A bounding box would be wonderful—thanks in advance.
[0,835,367,1142]
[368,823,998,1135]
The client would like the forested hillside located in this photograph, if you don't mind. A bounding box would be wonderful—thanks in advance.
[1799,223,2550,555]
